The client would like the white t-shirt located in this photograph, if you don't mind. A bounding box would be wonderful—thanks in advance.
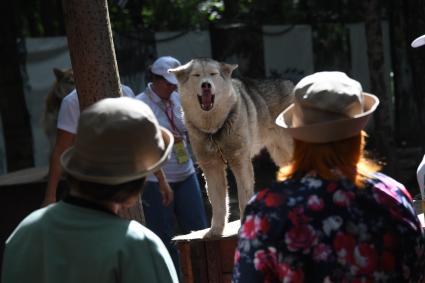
[417,154,425,199]
[136,83,195,183]
[57,85,134,134]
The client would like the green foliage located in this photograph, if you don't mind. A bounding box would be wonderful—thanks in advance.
[199,1,224,22]
[109,0,213,32]
[15,0,373,36]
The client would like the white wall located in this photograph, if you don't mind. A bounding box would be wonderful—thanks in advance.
[263,25,314,81]
[155,30,212,65]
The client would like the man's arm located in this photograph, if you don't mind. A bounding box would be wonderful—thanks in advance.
[154,169,174,206]
[42,129,75,206]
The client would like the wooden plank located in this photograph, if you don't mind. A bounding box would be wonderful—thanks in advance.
[177,242,193,283]
[173,220,241,283]
[0,167,48,187]
[205,241,222,283]
[222,274,232,283]
[195,241,209,283]
[220,237,237,272]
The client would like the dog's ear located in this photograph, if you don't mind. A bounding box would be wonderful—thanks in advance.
[220,63,238,78]
[168,61,192,83]
[53,68,65,80]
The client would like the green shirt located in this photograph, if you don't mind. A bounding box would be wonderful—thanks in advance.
[2,198,178,283]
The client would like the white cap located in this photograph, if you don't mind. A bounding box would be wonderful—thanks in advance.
[411,34,425,48]
[151,56,181,85]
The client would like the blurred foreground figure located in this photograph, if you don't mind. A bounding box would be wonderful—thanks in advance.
[2,97,178,283]
[233,72,425,283]
[412,33,425,219]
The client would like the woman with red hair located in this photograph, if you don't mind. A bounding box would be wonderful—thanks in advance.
[232,72,425,283]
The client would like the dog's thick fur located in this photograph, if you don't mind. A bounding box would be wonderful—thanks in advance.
[169,58,294,237]
[43,68,75,149]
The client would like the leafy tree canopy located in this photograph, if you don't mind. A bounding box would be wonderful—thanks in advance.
[16,0,378,37]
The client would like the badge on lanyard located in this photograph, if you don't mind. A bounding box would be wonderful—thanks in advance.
[150,91,189,164]
[174,140,189,164]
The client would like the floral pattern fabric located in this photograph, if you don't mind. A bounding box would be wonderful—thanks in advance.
[232,172,425,283]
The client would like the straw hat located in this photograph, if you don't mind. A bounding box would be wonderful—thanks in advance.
[61,97,174,185]
[276,71,379,143]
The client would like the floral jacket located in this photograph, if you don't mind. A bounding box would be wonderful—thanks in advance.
[232,172,425,283]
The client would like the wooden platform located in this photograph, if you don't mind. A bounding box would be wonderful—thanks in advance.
[0,166,48,186]
[173,220,240,283]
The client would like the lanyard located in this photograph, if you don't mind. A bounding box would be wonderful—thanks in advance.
[163,101,177,133]
[146,86,181,136]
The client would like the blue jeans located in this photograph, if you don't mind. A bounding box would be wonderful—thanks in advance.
[142,173,208,271]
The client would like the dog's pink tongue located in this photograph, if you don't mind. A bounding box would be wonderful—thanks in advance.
[201,93,212,106]
[201,91,214,111]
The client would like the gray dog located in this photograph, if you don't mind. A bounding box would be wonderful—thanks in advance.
[169,58,294,237]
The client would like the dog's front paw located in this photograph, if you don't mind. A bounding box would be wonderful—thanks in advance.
[203,226,224,239]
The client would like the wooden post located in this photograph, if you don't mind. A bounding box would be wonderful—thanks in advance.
[173,220,240,283]
[62,0,144,224]
[62,0,121,110]
[364,0,395,173]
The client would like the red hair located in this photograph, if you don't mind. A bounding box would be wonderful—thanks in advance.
[277,131,380,187]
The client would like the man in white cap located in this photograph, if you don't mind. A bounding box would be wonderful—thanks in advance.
[2,97,178,283]
[136,56,208,271]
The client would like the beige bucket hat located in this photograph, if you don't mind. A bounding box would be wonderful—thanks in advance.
[61,97,174,185]
[276,71,379,143]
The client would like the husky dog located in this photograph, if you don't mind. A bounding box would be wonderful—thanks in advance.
[42,68,75,149]
[169,58,294,237]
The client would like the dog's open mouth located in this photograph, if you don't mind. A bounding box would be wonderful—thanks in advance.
[197,90,215,111]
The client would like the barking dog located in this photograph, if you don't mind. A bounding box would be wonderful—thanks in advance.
[169,58,294,237]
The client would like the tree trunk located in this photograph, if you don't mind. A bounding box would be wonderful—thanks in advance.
[0,1,34,172]
[62,0,144,224]
[364,0,395,174]
[63,0,122,111]
[403,0,425,147]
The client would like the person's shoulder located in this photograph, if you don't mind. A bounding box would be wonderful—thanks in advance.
[21,205,54,225]
[135,91,148,102]
[247,182,294,210]
[367,172,414,205]
[62,89,78,104]
[121,221,178,282]
[120,84,135,97]
[249,175,331,208]
[120,220,173,257]
[125,220,164,244]
[6,206,52,243]
[368,172,408,193]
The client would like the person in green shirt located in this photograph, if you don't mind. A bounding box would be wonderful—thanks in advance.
[2,97,178,283]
